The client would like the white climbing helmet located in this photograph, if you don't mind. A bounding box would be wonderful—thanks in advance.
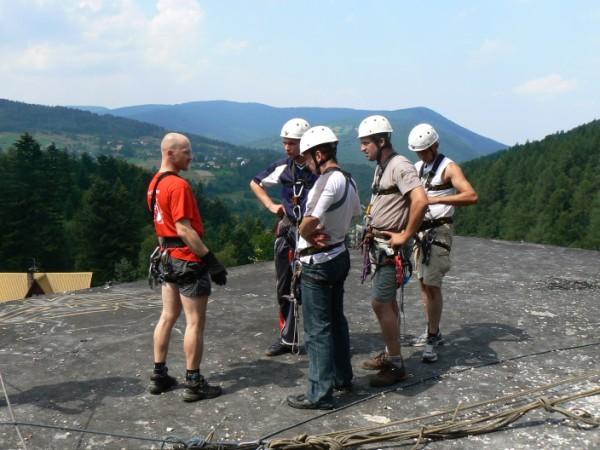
[408,123,439,151]
[357,115,393,138]
[280,118,310,139]
[300,126,338,154]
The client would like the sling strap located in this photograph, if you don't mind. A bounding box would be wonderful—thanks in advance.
[419,153,453,191]
[322,167,357,213]
[373,185,400,195]
[149,171,180,214]
[372,153,400,195]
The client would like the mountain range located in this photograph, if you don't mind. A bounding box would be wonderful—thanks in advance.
[75,100,507,163]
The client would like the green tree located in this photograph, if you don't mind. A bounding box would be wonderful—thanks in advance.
[73,177,142,284]
[0,134,66,271]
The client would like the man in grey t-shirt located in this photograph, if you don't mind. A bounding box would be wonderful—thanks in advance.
[357,115,428,387]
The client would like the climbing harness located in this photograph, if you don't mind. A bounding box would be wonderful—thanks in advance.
[360,153,400,283]
[147,171,181,289]
[414,155,454,266]
[418,153,451,191]
[414,227,451,266]
[281,162,310,355]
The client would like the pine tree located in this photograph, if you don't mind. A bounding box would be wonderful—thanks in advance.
[73,177,142,283]
[0,134,47,270]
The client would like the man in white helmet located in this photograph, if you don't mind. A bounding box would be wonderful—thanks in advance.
[250,118,317,356]
[389,123,477,363]
[357,115,428,387]
[286,126,361,410]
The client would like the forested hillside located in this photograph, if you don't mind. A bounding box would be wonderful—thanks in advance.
[0,134,275,284]
[456,120,600,250]
[0,99,275,171]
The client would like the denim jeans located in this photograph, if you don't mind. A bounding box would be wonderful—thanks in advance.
[301,250,353,403]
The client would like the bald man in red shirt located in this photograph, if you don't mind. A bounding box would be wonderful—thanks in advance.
[147,132,227,402]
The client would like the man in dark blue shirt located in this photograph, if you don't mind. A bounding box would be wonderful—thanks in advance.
[250,118,317,356]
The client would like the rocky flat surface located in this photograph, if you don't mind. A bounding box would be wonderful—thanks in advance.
[1,236,599,449]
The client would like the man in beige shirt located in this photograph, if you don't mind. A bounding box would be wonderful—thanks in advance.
[357,115,428,387]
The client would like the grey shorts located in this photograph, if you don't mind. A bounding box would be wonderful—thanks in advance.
[371,265,397,304]
[414,224,453,288]
[164,256,211,298]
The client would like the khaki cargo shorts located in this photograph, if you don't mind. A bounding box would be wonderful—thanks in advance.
[414,224,453,288]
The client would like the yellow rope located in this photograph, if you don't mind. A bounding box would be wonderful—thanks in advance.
[268,373,600,450]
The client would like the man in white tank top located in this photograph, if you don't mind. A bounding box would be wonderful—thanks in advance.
[401,123,478,363]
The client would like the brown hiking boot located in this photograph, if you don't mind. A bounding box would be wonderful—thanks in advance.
[361,351,388,370]
[369,361,408,387]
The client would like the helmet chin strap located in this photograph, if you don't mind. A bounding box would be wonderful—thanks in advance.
[310,149,330,174]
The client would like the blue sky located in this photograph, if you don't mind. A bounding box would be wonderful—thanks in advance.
[1,0,599,146]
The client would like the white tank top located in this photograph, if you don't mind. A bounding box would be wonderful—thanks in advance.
[415,156,456,220]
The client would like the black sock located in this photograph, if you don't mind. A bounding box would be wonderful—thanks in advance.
[186,369,200,380]
[154,362,166,372]
[428,328,439,337]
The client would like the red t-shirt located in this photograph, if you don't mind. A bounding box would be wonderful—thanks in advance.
[147,172,205,262]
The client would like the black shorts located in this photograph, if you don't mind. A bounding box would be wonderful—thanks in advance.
[164,257,211,298]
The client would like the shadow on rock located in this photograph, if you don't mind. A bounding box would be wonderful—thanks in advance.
[212,358,307,393]
[395,322,531,397]
[0,377,144,414]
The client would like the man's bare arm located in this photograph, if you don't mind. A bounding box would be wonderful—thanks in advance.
[175,219,209,257]
[431,163,478,206]
[249,180,285,217]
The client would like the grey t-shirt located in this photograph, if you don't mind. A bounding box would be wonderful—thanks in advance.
[368,154,422,231]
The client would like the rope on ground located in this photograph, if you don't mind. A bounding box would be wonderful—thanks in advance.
[0,371,27,450]
[259,340,600,442]
[315,370,600,440]
[267,378,600,449]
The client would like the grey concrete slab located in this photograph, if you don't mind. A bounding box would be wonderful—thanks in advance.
[0,237,599,450]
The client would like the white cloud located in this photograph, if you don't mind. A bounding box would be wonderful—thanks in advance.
[15,44,53,70]
[514,74,578,96]
[217,38,249,54]
[146,0,204,63]
[0,0,211,104]
[77,0,103,12]
[470,39,512,65]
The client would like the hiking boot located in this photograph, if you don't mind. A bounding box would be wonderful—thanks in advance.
[183,374,222,402]
[413,329,444,347]
[361,351,388,370]
[369,361,408,387]
[422,335,440,363]
[286,393,334,410]
[333,382,353,394]
[265,340,293,357]
[148,368,177,395]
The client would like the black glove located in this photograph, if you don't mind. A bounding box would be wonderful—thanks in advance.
[202,251,228,285]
